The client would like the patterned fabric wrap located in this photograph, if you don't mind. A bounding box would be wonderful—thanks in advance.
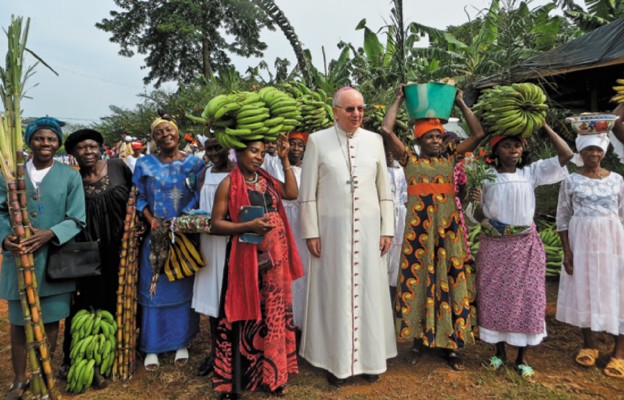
[163,231,205,282]
[170,215,212,233]
[476,225,546,334]
[480,218,531,237]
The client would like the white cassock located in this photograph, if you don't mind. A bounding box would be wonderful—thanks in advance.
[298,125,397,379]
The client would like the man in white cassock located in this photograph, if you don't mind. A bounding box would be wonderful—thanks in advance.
[298,87,397,385]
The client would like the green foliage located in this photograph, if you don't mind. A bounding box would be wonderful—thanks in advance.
[96,0,274,87]
[557,0,624,31]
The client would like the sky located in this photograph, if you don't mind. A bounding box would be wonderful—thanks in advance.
[0,0,555,124]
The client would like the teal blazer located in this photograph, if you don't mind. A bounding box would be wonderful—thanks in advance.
[0,162,86,300]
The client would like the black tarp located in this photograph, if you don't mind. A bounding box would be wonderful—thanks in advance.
[472,19,624,111]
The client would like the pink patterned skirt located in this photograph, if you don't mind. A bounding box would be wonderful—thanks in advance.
[476,226,546,337]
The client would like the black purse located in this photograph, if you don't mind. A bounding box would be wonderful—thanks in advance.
[46,216,102,282]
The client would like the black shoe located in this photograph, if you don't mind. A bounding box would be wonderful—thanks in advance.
[327,372,346,387]
[197,356,215,376]
[361,374,379,383]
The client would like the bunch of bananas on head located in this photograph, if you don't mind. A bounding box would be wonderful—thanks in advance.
[278,81,334,133]
[474,82,548,138]
[611,79,624,103]
[66,309,117,393]
[362,104,410,138]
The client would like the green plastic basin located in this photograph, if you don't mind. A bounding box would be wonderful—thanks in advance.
[403,82,457,122]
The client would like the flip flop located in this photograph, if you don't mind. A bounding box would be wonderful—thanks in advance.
[515,363,537,383]
[481,355,505,371]
[604,357,624,379]
[575,348,599,367]
[7,380,30,400]
[175,347,189,367]
[144,353,160,371]
[447,351,465,371]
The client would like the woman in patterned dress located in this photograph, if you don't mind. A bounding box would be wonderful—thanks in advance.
[556,133,624,379]
[210,136,303,399]
[133,115,205,370]
[381,87,485,370]
[474,127,572,382]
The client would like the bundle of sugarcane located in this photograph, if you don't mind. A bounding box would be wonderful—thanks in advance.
[0,16,59,399]
[113,187,141,380]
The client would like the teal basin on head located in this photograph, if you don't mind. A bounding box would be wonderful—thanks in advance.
[403,82,457,123]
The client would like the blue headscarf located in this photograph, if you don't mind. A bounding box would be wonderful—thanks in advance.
[24,117,65,145]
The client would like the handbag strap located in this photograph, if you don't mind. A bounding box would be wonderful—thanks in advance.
[65,216,93,241]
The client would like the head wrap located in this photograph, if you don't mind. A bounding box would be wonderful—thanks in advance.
[575,133,609,153]
[413,118,444,138]
[490,135,526,149]
[150,117,179,134]
[572,133,610,166]
[25,117,65,145]
[64,128,103,154]
[288,132,309,144]
[131,141,143,150]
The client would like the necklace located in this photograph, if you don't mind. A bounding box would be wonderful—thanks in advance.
[334,126,358,193]
[245,172,259,184]
[582,168,607,179]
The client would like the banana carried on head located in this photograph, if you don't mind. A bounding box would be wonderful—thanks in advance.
[475,82,548,139]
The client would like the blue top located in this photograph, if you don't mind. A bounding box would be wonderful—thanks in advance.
[133,154,205,218]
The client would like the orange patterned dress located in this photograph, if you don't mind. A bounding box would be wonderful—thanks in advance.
[395,150,476,349]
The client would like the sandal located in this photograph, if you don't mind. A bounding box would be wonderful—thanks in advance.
[447,351,465,371]
[481,356,505,371]
[575,348,599,367]
[175,347,189,367]
[7,380,30,400]
[515,363,537,383]
[408,344,423,365]
[604,357,624,379]
[144,353,160,371]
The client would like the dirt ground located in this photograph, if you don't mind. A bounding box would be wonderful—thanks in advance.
[0,280,623,400]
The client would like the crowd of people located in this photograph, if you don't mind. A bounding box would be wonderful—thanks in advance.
[1,86,623,399]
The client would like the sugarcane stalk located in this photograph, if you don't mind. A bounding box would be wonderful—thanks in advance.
[0,16,59,398]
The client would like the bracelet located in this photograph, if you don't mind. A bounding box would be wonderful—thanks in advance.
[283,166,292,171]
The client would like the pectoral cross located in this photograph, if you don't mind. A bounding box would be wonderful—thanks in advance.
[346,177,358,193]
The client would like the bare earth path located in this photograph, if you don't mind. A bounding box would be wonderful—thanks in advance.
[0,281,622,399]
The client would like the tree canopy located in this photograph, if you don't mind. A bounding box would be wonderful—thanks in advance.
[96,0,274,87]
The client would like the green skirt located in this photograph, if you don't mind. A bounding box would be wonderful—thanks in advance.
[8,292,71,325]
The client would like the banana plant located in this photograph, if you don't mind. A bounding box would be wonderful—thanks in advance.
[556,0,624,31]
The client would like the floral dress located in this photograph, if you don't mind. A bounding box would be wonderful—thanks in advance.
[395,150,476,350]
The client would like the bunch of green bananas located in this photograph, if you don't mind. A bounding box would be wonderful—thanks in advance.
[474,83,548,138]
[66,309,117,393]
[278,81,334,132]
[539,223,563,277]
[362,104,410,137]
[467,224,481,256]
[612,79,624,103]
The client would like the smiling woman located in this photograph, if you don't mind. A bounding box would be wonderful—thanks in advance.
[0,117,86,400]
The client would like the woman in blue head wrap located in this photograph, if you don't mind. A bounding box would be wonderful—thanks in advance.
[0,117,86,399]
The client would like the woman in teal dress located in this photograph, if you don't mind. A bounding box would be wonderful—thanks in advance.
[381,87,484,370]
[0,117,85,399]
[133,115,205,370]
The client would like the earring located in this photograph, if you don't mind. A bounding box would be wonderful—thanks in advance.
[518,156,523,164]
[495,157,499,167]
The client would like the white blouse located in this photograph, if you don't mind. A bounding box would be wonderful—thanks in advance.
[482,156,568,226]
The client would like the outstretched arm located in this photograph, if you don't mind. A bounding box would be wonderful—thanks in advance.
[380,85,407,159]
[612,103,624,144]
[456,90,486,155]
[543,122,574,166]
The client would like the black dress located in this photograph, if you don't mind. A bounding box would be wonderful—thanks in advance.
[79,158,133,312]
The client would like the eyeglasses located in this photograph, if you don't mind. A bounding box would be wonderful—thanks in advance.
[335,105,367,113]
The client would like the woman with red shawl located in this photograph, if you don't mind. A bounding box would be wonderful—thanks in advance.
[210,134,303,399]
